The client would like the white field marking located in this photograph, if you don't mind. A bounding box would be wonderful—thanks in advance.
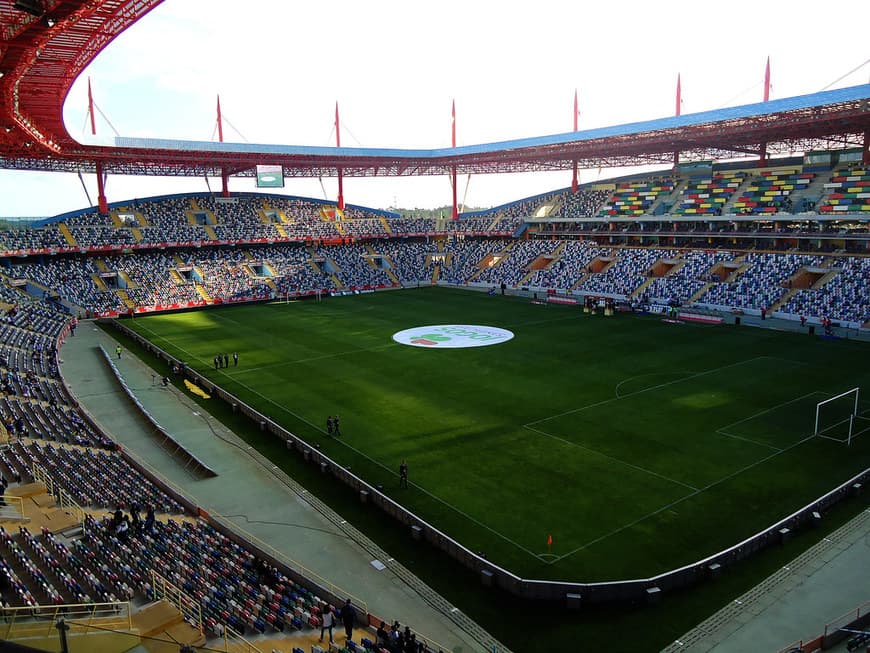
[614,371,695,399]
[547,433,816,564]
[525,356,773,428]
[713,391,828,451]
[523,425,699,492]
[226,343,400,377]
[133,323,546,561]
[716,392,826,433]
[714,430,784,452]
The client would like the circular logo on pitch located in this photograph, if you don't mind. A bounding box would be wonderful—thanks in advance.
[392,325,514,348]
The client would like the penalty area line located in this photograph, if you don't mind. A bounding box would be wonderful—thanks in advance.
[526,356,770,428]
[547,432,816,565]
[524,424,699,492]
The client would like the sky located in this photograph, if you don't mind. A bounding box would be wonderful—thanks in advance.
[1,0,869,218]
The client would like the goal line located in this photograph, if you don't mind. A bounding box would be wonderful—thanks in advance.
[815,387,866,446]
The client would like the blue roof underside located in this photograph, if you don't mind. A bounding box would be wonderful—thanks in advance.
[115,84,870,160]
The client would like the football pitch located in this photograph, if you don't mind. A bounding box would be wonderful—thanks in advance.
[124,287,870,581]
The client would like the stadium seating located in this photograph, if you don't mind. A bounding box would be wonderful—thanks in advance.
[819,167,870,214]
[731,170,815,215]
[597,178,676,217]
[672,172,745,216]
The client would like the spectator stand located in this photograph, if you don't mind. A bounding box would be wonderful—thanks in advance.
[819,166,870,215]
[730,168,816,217]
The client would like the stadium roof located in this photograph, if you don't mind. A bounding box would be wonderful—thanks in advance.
[1,0,869,179]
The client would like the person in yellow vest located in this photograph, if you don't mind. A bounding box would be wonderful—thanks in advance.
[115,345,122,359]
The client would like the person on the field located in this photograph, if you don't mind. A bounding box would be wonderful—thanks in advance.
[214,356,219,370]
[399,459,408,489]
[223,353,229,368]
[233,351,238,367]
[326,416,334,436]
[115,345,122,360]
[333,415,341,436]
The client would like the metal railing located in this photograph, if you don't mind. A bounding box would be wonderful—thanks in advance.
[209,511,368,616]
[218,624,264,653]
[30,464,87,526]
[150,570,203,634]
[0,494,26,519]
[0,601,132,642]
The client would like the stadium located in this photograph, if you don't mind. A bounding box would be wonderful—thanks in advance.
[0,2,869,653]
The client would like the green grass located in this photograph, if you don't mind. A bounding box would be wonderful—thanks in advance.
[123,287,870,583]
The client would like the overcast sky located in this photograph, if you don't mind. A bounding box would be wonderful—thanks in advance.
[2,0,869,217]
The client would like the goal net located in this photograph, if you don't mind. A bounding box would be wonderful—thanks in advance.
[815,388,869,445]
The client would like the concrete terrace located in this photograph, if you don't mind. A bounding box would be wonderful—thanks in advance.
[58,320,502,653]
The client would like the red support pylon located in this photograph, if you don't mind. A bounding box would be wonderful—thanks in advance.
[571,89,579,193]
[451,100,458,219]
[336,102,344,210]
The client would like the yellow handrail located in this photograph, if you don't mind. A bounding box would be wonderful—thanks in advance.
[0,601,132,641]
[0,494,25,519]
[149,570,202,634]
[30,464,86,526]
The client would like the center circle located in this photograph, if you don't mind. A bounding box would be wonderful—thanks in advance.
[392,324,515,348]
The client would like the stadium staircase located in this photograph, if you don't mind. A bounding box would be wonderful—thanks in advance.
[486,214,502,231]
[90,274,108,292]
[721,176,757,213]
[630,276,657,299]
[431,262,440,284]
[766,286,797,313]
[117,270,137,290]
[274,223,287,238]
[379,216,393,234]
[202,225,218,241]
[334,220,346,236]
[686,282,714,305]
[516,243,565,286]
[687,255,750,304]
[788,169,832,210]
[649,178,688,215]
[382,259,400,284]
[169,269,185,285]
[194,283,211,302]
[189,198,201,211]
[93,259,109,273]
[812,268,840,289]
[467,242,514,282]
[57,223,78,248]
[115,289,135,309]
[129,227,143,242]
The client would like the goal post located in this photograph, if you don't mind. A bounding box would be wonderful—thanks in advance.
[815,388,862,445]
